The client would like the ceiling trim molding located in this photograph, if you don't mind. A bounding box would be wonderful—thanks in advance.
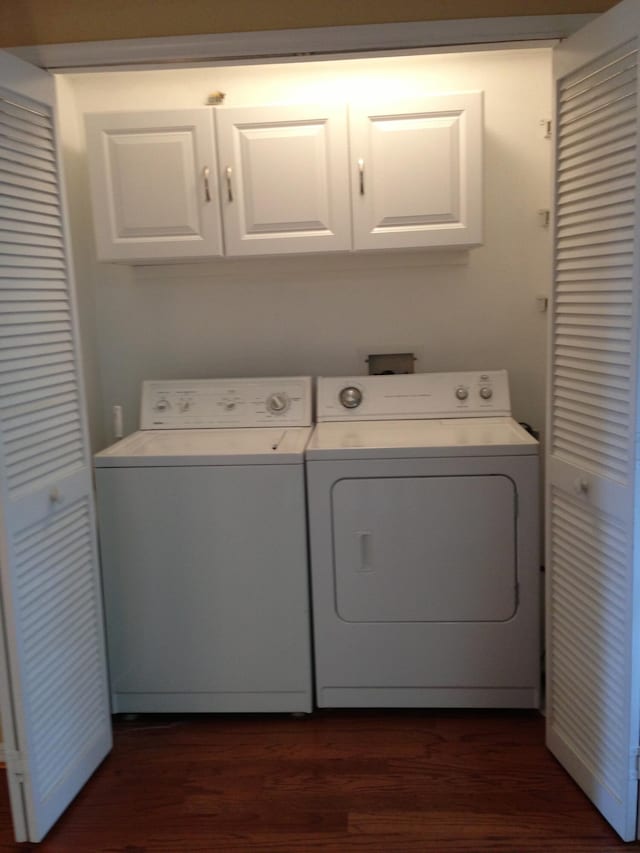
[7,14,596,72]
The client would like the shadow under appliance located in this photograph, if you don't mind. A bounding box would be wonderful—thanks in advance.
[94,377,314,713]
[306,370,540,708]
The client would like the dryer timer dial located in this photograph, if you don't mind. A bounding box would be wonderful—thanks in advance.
[339,386,363,409]
[266,392,290,414]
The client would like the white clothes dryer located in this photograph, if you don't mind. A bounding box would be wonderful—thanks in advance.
[306,370,540,709]
[94,377,313,714]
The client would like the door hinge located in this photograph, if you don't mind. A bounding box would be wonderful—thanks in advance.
[539,118,552,139]
[4,748,26,781]
[631,747,640,780]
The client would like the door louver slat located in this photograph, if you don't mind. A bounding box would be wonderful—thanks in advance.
[0,98,85,499]
[553,45,634,487]
[549,488,628,801]
[13,499,106,803]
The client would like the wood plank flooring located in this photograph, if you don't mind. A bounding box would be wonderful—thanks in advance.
[0,709,635,851]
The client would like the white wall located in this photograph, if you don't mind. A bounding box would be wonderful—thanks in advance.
[59,47,552,447]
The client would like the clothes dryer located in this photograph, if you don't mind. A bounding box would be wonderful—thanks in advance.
[94,377,313,713]
[306,370,540,708]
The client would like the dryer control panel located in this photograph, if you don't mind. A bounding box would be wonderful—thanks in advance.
[317,370,511,421]
[140,377,312,429]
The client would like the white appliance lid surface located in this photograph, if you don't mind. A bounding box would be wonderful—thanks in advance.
[306,417,538,458]
[95,426,312,466]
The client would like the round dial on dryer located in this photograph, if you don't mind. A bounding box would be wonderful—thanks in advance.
[455,386,469,401]
[154,397,171,412]
[266,392,290,414]
[339,386,363,409]
[479,386,493,400]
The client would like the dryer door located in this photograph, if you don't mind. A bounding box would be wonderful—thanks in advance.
[332,474,517,623]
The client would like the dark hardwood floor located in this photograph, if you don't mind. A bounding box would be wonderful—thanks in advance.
[0,709,636,852]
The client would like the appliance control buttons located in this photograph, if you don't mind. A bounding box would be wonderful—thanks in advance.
[266,392,290,414]
[154,398,170,412]
[479,386,493,400]
[339,386,363,409]
[455,386,469,401]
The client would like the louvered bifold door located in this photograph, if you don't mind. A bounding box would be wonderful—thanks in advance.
[548,2,640,842]
[0,51,111,842]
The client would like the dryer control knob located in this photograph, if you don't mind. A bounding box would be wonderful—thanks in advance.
[266,392,290,414]
[455,386,469,401]
[479,386,493,400]
[339,386,363,409]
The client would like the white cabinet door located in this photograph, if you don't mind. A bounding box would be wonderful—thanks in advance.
[0,51,112,841]
[349,93,483,250]
[547,0,640,841]
[85,109,222,262]
[215,103,351,256]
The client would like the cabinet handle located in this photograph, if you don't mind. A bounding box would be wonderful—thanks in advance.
[225,166,234,203]
[358,158,365,195]
[203,166,211,202]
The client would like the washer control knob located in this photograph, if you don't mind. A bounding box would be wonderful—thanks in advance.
[224,401,236,411]
[479,386,493,400]
[339,386,363,409]
[154,398,170,412]
[455,386,469,401]
[266,392,290,414]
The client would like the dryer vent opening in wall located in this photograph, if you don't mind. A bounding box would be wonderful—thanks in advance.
[367,353,416,375]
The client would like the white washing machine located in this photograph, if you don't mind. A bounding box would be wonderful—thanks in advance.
[306,370,540,709]
[94,376,313,714]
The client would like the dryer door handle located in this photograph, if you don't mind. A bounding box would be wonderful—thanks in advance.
[357,531,373,573]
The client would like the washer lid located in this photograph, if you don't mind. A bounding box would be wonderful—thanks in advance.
[95,426,312,467]
[306,417,538,460]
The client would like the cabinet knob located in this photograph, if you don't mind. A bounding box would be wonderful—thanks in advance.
[573,477,590,496]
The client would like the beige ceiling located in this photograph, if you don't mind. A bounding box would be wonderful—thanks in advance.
[0,0,618,48]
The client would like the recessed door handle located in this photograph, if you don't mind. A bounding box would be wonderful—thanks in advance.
[203,166,211,202]
[358,531,373,572]
[357,158,365,195]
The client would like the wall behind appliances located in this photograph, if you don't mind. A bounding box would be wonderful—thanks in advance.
[59,47,552,449]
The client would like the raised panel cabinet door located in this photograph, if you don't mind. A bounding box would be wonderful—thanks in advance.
[85,109,222,262]
[215,103,351,256]
[350,92,483,250]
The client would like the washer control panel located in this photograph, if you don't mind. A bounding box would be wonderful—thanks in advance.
[317,370,511,421]
[140,377,312,429]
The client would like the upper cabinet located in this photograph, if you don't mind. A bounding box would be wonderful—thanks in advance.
[215,103,352,256]
[85,93,482,263]
[85,109,223,262]
[349,93,483,250]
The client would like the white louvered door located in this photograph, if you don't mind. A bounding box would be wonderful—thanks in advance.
[548,1,640,841]
[0,52,111,841]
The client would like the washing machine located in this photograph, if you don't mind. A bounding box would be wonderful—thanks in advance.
[94,376,313,713]
[306,369,540,709]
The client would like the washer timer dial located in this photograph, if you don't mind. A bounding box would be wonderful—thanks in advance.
[266,392,290,414]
